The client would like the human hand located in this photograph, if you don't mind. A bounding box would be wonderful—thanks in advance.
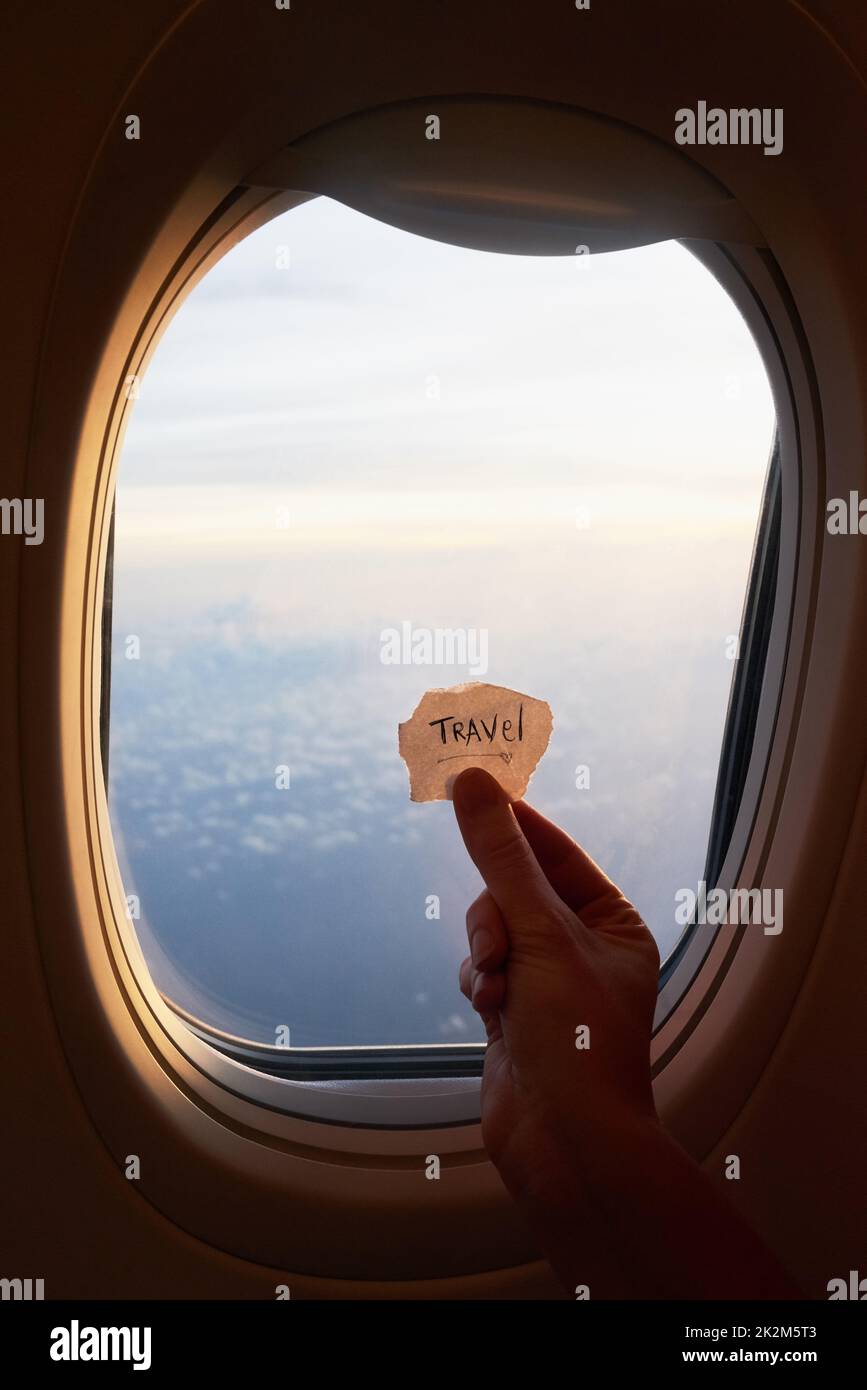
[452,766,800,1300]
[453,766,661,1206]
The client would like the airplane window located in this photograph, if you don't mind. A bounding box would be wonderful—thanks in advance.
[105,196,776,1057]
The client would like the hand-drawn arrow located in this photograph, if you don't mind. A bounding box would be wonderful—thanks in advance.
[436,751,513,765]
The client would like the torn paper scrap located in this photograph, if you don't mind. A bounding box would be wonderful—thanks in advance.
[398,681,553,803]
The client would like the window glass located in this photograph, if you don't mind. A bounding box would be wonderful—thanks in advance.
[108,197,775,1048]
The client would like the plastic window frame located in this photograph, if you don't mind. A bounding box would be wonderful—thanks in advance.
[91,194,804,1128]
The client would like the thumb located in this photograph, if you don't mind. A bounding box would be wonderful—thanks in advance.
[452,768,569,938]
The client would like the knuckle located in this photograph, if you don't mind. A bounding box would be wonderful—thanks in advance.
[643,930,662,974]
[465,890,490,932]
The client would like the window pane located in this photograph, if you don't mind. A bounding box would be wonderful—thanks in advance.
[108,197,775,1048]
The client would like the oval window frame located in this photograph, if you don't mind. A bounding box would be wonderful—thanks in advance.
[98,201,798,1124]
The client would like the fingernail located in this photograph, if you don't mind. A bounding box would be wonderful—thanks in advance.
[471,927,494,968]
[453,767,501,814]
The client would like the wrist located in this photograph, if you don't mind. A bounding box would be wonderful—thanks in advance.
[495,1100,663,1218]
[493,1107,665,1299]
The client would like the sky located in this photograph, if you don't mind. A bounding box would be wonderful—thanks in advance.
[108,196,776,1048]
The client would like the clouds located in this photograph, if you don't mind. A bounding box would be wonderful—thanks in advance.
[107,593,746,1044]
[119,196,774,495]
